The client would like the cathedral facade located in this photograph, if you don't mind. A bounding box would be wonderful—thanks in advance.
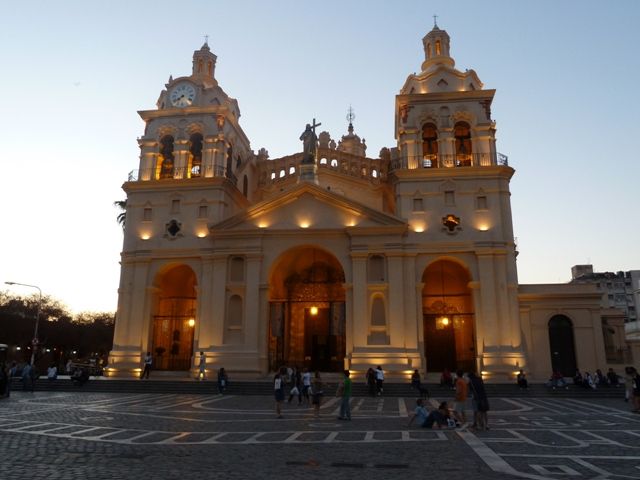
[108,26,637,381]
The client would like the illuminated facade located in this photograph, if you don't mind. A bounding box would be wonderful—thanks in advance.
[109,26,637,380]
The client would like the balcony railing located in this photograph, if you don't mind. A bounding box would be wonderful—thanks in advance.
[127,165,236,183]
[257,148,388,187]
[389,152,508,171]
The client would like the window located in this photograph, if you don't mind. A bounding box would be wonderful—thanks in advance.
[444,190,455,206]
[279,169,285,178]
[242,175,248,197]
[224,294,244,344]
[368,255,385,282]
[189,133,203,177]
[229,256,245,282]
[422,123,438,167]
[330,159,338,167]
[435,40,441,55]
[454,122,472,166]
[413,198,424,212]
[158,135,175,179]
[171,199,180,213]
[207,61,213,76]
[476,196,488,210]
[198,59,203,73]
[289,166,295,175]
[143,208,152,221]
[198,205,208,218]
[427,43,432,59]
[372,169,378,178]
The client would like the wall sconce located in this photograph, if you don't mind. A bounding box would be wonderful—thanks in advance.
[188,318,195,328]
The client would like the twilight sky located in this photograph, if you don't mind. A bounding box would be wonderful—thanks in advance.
[1,1,638,313]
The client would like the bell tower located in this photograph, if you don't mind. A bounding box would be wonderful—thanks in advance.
[391,23,525,380]
[192,40,218,84]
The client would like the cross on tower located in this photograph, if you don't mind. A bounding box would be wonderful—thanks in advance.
[433,15,438,28]
[346,105,356,124]
[310,118,321,134]
[204,34,209,45]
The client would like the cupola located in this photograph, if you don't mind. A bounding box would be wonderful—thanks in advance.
[192,40,217,80]
[421,23,455,72]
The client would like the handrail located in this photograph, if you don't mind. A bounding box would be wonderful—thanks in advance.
[127,165,236,183]
[389,152,509,170]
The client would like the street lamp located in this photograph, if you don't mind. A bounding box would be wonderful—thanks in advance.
[5,281,42,365]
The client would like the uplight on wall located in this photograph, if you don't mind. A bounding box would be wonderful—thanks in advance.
[309,306,318,316]
[188,318,196,327]
[257,221,269,228]
[298,221,310,229]
[477,223,490,232]
[140,232,151,240]
[411,220,426,233]
[196,231,207,238]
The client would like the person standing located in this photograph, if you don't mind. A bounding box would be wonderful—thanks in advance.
[453,369,467,426]
[198,351,206,380]
[141,352,152,379]
[22,363,35,392]
[274,368,285,418]
[301,368,312,404]
[0,362,7,399]
[5,362,17,397]
[311,371,324,417]
[217,367,228,394]
[375,365,385,396]
[468,371,489,431]
[366,368,376,397]
[337,370,352,420]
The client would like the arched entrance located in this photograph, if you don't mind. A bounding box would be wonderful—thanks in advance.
[151,265,197,371]
[548,315,577,376]
[269,247,346,372]
[422,260,476,373]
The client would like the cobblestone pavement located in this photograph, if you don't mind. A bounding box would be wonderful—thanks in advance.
[1,390,639,479]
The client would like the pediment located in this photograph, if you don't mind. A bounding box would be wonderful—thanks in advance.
[211,182,406,233]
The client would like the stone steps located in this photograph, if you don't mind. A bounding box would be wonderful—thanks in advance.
[10,378,627,398]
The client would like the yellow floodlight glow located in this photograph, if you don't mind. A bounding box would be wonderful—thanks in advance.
[477,223,490,232]
[310,306,318,316]
[140,233,151,240]
[257,221,269,228]
[411,220,426,233]
[188,318,196,327]
[299,221,310,229]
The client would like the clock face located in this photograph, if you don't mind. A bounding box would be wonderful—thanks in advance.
[170,83,196,107]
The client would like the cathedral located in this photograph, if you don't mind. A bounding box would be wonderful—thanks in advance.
[108,25,637,381]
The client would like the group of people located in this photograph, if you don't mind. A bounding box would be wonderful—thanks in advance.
[273,366,325,418]
[365,366,385,396]
[409,369,490,431]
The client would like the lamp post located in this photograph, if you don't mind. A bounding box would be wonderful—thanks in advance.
[5,281,42,365]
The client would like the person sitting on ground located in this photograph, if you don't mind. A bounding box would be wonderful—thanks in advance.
[47,364,58,381]
[607,368,619,387]
[594,369,606,387]
[71,367,89,386]
[408,399,452,429]
[516,369,528,389]
[573,369,584,386]
[583,371,596,389]
[440,368,453,388]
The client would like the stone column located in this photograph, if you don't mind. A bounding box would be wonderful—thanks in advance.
[351,255,368,347]
[258,283,270,373]
[197,256,215,349]
[387,254,405,347]
[244,254,262,354]
[210,255,228,346]
[174,138,189,179]
[203,135,217,178]
[138,139,157,181]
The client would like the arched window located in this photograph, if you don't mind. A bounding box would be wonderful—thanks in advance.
[289,166,295,175]
[242,175,248,197]
[371,296,386,326]
[435,40,442,55]
[189,133,203,177]
[454,122,472,166]
[279,169,285,178]
[320,157,327,165]
[368,255,386,282]
[372,169,378,178]
[427,43,432,59]
[198,59,203,74]
[422,123,438,168]
[158,135,175,179]
[548,315,577,377]
[207,61,213,77]
[330,159,338,168]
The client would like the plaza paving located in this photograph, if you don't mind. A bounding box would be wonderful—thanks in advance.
[1,389,639,479]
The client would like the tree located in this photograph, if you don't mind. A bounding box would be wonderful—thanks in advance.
[114,199,127,230]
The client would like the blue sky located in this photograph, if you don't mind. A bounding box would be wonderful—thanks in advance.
[1,1,638,312]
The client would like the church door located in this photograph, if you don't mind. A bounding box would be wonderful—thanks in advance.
[269,247,346,372]
[548,315,577,376]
